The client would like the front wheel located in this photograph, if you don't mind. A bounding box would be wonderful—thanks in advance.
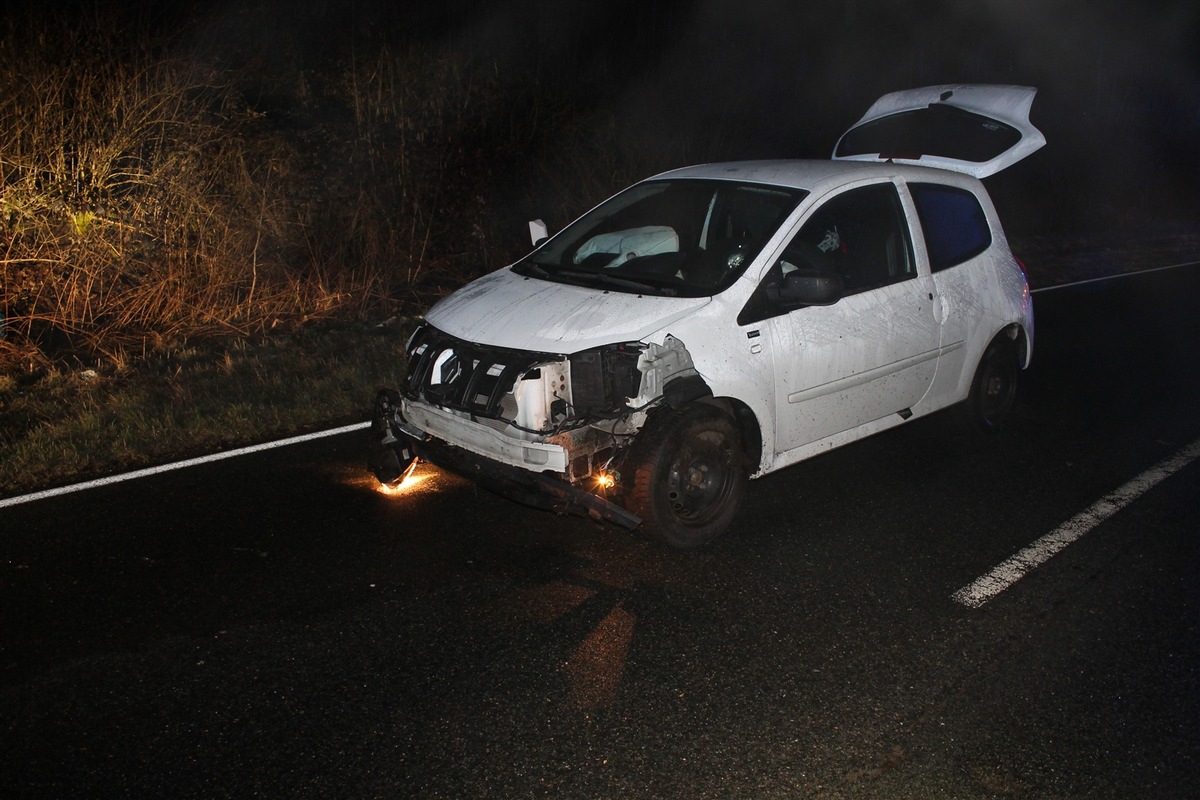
[626,404,747,548]
[962,337,1020,433]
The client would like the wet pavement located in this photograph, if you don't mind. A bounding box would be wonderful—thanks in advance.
[2,265,1199,798]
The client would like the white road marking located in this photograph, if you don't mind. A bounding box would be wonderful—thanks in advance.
[0,422,371,510]
[1031,259,1200,294]
[952,436,1200,608]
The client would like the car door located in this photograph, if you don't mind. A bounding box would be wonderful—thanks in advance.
[746,181,940,454]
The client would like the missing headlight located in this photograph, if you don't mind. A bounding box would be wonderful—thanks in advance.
[569,344,644,416]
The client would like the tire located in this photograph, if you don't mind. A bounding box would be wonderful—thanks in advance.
[962,337,1020,434]
[626,404,747,548]
[368,389,416,486]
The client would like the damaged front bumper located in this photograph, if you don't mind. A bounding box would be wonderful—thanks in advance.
[402,398,569,473]
[372,391,642,530]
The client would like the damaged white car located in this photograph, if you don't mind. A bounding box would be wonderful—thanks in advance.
[369,84,1044,547]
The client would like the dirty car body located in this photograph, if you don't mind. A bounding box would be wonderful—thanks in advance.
[370,85,1044,547]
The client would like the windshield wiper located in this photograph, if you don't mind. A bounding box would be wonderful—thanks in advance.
[514,261,552,279]
[554,269,674,295]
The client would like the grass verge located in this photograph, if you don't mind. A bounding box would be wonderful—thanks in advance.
[0,323,412,498]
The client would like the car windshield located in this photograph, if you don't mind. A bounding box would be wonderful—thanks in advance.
[513,180,806,297]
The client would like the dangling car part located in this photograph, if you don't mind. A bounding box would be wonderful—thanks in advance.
[368,389,416,487]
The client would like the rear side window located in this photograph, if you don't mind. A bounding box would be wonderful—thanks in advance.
[910,183,991,272]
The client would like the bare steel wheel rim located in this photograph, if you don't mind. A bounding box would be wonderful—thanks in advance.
[664,433,734,525]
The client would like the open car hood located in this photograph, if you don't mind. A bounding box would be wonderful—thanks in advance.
[833,84,1046,178]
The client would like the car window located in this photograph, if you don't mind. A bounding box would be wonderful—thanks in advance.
[909,183,992,272]
[790,182,915,295]
[737,183,915,325]
[513,180,806,298]
[835,104,1022,165]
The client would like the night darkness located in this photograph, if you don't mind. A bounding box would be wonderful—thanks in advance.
[224,0,1200,222]
[40,0,1200,229]
[3,0,1199,297]
[5,5,1200,797]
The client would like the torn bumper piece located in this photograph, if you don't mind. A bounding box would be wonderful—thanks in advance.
[389,417,642,530]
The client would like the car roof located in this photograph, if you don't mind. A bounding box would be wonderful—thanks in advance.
[649,159,984,194]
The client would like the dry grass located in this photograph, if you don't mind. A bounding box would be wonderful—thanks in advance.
[0,6,616,494]
[0,11,312,362]
[0,323,411,495]
[0,7,579,373]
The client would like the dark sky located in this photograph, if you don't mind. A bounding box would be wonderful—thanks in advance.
[138,0,1196,141]
[13,0,1200,230]
[368,1,1199,127]
[347,1,1198,198]
[385,0,1200,228]
[29,0,1200,150]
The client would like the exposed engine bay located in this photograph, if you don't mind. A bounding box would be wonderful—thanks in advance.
[371,324,709,522]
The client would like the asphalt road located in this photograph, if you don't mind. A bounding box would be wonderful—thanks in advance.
[3,265,1198,799]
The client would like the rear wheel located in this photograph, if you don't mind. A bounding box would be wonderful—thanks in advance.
[626,404,747,548]
[962,337,1020,433]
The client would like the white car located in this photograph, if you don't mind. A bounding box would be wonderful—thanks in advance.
[370,84,1044,547]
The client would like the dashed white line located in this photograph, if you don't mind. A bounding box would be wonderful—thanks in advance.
[0,421,370,510]
[952,436,1200,608]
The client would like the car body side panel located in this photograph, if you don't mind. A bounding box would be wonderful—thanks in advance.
[632,294,782,477]
[929,251,1033,405]
[915,182,1033,406]
[762,278,939,453]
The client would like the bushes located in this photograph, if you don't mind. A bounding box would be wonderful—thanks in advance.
[0,8,313,365]
[0,7,584,371]
[0,3,714,373]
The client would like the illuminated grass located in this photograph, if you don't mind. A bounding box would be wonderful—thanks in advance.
[0,325,410,496]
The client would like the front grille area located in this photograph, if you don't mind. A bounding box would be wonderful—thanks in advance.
[405,326,558,420]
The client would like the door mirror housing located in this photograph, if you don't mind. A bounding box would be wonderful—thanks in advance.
[528,219,549,247]
[772,267,843,308]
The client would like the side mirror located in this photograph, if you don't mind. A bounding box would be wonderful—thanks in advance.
[772,267,842,308]
[528,219,549,247]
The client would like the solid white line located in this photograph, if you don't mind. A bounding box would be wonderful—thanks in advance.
[0,421,371,510]
[1031,259,1200,294]
[952,436,1200,608]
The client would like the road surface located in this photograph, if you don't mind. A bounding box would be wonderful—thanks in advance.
[2,265,1198,798]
